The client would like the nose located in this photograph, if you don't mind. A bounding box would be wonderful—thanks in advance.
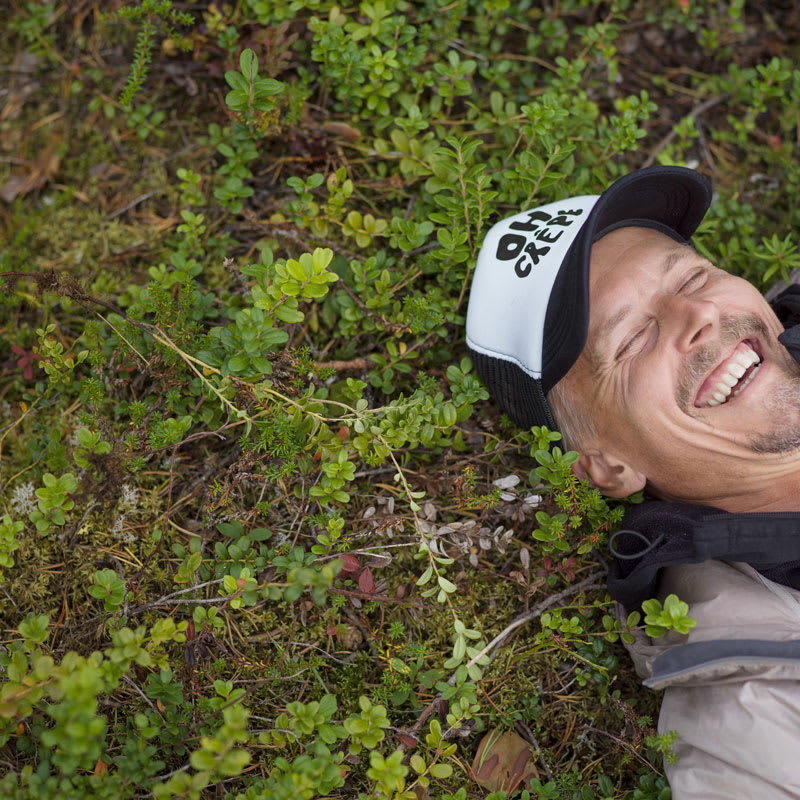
[660,295,718,353]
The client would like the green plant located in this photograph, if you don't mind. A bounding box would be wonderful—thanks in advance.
[35,325,88,395]
[343,695,390,754]
[28,472,79,535]
[640,594,697,637]
[106,0,195,107]
[125,102,166,140]
[4,2,796,797]
[0,515,23,576]
[225,47,286,130]
[73,427,112,470]
[88,569,127,613]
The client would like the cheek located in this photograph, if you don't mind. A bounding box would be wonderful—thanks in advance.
[610,364,683,445]
[722,280,778,324]
[625,358,672,410]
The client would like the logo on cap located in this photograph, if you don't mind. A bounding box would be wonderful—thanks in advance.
[495,207,586,278]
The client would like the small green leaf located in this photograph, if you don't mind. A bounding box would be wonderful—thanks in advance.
[430,762,452,778]
[239,48,257,81]
[417,566,433,586]
[286,258,307,282]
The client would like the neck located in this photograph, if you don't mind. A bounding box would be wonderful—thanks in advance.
[658,459,800,513]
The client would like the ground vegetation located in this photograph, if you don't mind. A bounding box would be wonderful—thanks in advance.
[2,1,800,798]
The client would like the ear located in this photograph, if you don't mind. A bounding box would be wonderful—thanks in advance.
[572,450,646,498]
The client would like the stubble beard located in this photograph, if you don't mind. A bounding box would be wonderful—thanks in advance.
[676,314,800,454]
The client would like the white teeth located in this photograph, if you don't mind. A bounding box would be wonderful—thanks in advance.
[736,348,759,368]
[729,363,746,379]
[704,346,763,407]
[732,363,761,397]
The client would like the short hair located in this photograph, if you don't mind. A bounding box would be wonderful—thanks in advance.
[547,375,597,454]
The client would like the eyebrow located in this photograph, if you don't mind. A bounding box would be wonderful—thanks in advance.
[659,246,694,276]
[587,245,696,367]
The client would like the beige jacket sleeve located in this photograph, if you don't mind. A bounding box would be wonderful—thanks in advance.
[661,679,800,799]
[622,560,800,800]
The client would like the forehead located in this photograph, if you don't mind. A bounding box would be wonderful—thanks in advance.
[588,226,694,291]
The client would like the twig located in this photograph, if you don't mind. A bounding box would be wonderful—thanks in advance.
[516,721,554,782]
[61,500,98,545]
[127,578,225,616]
[465,574,605,673]
[316,357,371,371]
[122,674,165,724]
[581,725,662,773]
[283,641,358,665]
[0,400,38,438]
[401,573,605,742]
[107,190,161,219]
[131,596,230,607]
[641,93,730,169]
[329,586,424,607]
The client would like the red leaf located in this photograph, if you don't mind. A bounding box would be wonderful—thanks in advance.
[339,554,360,572]
[397,733,417,749]
[358,567,375,593]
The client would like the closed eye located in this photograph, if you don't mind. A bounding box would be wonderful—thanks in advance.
[679,269,706,293]
[615,325,648,360]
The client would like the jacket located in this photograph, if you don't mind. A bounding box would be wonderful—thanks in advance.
[610,513,800,798]
[605,286,800,798]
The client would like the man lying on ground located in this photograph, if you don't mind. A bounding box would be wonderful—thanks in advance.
[466,166,800,799]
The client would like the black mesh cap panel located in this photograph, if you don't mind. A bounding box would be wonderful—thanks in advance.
[467,347,556,430]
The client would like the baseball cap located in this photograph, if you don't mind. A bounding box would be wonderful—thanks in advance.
[465,166,712,430]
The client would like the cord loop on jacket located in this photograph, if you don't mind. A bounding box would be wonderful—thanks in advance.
[609,528,665,561]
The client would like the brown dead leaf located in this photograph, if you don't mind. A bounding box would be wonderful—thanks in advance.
[0,51,40,124]
[471,730,539,795]
[0,175,29,204]
[397,732,417,748]
[339,553,360,572]
[0,142,61,203]
[358,567,375,593]
[94,757,108,777]
[368,552,392,569]
[322,121,362,141]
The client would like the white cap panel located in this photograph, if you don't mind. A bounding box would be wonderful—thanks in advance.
[465,195,600,378]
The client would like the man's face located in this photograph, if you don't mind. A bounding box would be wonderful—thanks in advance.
[566,225,800,506]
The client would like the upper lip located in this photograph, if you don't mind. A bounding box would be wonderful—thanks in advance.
[692,338,762,408]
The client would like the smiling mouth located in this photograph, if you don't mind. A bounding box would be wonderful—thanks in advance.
[694,339,763,408]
